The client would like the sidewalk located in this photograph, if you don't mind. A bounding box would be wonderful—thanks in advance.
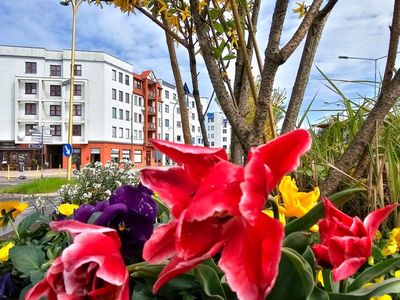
[0,168,67,181]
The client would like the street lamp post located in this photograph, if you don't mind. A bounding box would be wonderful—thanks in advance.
[338,52,400,98]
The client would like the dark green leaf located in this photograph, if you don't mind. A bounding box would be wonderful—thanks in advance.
[348,257,400,291]
[131,281,153,300]
[18,211,41,235]
[87,212,102,224]
[308,286,329,300]
[208,8,220,20]
[18,284,33,300]
[302,246,316,273]
[285,188,365,235]
[9,245,45,274]
[283,231,310,254]
[212,22,224,34]
[29,269,44,285]
[329,278,400,299]
[269,247,314,300]
[222,54,237,60]
[194,264,226,299]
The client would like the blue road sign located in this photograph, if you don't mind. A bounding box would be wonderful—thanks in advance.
[63,144,73,158]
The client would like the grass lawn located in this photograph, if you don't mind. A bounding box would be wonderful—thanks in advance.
[0,177,71,194]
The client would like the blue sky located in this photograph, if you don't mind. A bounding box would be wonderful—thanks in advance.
[0,0,396,124]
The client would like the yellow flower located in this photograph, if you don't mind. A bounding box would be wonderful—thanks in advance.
[263,209,286,226]
[157,0,167,14]
[180,6,191,22]
[394,270,400,278]
[374,275,385,283]
[58,203,79,217]
[381,239,398,256]
[316,270,324,287]
[276,176,320,219]
[389,228,400,245]
[0,242,14,262]
[368,256,375,266]
[374,230,382,241]
[370,295,392,300]
[198,0,208,12]
[0,201,29,226]
[293,2,306,18]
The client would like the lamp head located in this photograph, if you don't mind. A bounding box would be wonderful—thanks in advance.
[338,56,349,59]
[60,0,70,6]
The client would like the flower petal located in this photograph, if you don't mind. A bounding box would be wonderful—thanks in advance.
[73,204,97,223]
[363,204,397,238]
[184,161,243,222]
[312,244,331,268]
[153,241,224,294]
[143,222,178,263]
[94,203,128,226]
[322,197,353,226]
[219,215,284,300]
[140,167,198,218]
[151,139,228,179]
[50,220,121,248]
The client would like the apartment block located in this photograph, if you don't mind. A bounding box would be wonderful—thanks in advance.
[0,45,158,169]
[206,111,232,151]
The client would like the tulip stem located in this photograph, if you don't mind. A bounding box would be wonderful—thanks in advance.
[8,217,20,241]
[339,278,348,293]
[267,198,280,220]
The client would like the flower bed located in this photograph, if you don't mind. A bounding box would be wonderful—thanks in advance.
[0,129,399,299]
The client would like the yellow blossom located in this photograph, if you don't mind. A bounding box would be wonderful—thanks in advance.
[368,256,374,266]
[180,6,191,22]
[0,242,14,262]
[316,270,324,287]
[389,228,400,245]
[394,270,400,278]
[374,230,382,241]
[157,0,167,14]
[382,241,398,256]
[276,176,320,219]
[58,203,79,217]
[370,295,392,300]
[374,275,385,283]
[293,2,306,18]
[0,201,29,226]
[263,209,286,226]
[198,0,208,12]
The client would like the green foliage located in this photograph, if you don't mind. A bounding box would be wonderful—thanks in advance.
[0,177,70,194]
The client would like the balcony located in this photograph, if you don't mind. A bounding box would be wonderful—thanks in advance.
[148,91,156,99]
[148,123,156,130]
[148,106,156,114]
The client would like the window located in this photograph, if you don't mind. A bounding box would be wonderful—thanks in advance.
[192,137,195,144]
[111,149,119,163]
[25,62,37,74]
[211,126,214,130]
[112,69,116,81]
[198,138,202,144]
[25,103,37,115]
[165,133,170,141]
[112,89,117,100]
[165,90,169,99]
[138,114,142,123]
[134,112,138,123]
[50,125,61,136]
[119,109,123,120]
[177,135,181,142]
[134,150,142,163]
[119,91,123,102]
[25,83,37,94]
[134,95,138,106]
[191,101,195,108]
[198,127,200,133]
[126,129,130,139]
[50,65,61,76]
[25,124,35,136]
[165,119,169,127]
[125,75,130,85]
[223,122,227,128]
[112,107,117,119]
[176,107,180,114]
[134,130,138,140]
[74,65,82,76]
[223,137,227,142]
[119,72,123,83]
[119,127,123,138]
[50,105,61,116]
[177,121,181,128]
[191,113,195,120]
[223,145,227,149]
[208,117,214,123]
[138,97,142,106]
[74,84,81,96]
[73,125,82,136]
[165,105,169,113]
[173,93,177,100]
[112,126,117,138]
[191,125,195,132]
[138,130,143,139]
[211,142,215,146]
[223,129,227,134]
[211,134,215,138]
[122,149,130,160]
[158,103,162,112]
[158,118,161,126]
[134,80,142,89]
[125,110,130,121]
[73,104,82,116]
[125,93,130,103]
[50,85,61,96]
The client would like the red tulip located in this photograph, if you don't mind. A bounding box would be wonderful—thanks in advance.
[312,197,397,282]
[25,220,129,300]
[141,129,311,300]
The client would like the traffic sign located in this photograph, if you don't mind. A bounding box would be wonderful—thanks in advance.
[63,144,73,157]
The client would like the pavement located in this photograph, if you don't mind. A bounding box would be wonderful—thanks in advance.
[0,168,68,181]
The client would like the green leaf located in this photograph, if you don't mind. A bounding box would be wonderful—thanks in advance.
[285,188,365,235]
[194,264,226,300]
[222,54,237,60]
[302,246,316,274]
[29,269,44,285]
[208,8,220,20]
[18,211,41,235]
[329,278,400,299]
[268,247,314,300]
[131,281,153,300]
[348,257,400,291]
[283,231,310,254]
[9,245,45,274]
[308,286,329,300]
[212,22,224,34]
[18,284,33,300]
[87,212,102,224]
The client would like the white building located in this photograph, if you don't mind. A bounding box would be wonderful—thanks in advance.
[0,45,150,169]
[206,111,232,152]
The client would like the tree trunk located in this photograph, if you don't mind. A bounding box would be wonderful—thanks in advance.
[162,16,192,144]
[281,12,330,134]
[230,132,243,164]
[187,34,209,146]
